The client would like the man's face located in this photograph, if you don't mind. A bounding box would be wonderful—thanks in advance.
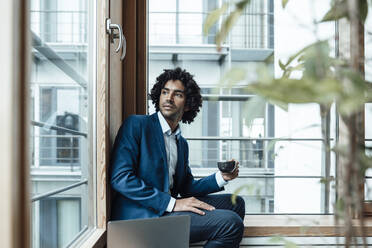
[159,80,188,122]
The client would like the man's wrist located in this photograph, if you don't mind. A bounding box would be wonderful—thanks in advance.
[166,197,176,212]
[215,171,228,188]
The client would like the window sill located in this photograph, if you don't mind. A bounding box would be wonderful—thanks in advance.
[70,216,372,247]
[243,215,372,237]
[72,228,106,248]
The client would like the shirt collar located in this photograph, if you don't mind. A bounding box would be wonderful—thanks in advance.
[157,111,181,137]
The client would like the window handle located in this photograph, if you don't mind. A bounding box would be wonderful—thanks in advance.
[106,18,126,61]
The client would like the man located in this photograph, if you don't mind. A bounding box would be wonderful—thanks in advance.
[110,67,245,247]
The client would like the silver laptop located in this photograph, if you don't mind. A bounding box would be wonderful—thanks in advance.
[107,215,190,248]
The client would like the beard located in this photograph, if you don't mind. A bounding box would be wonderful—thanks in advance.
[160,107,182,122]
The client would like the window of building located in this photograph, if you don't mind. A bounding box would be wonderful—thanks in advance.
[148,0,339,214]
[34,197,81,248]
[29,0,94,246]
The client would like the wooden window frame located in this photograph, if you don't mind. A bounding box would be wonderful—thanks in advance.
[76,0,148,247]
[91,0,371,243]
[3,1,372,248]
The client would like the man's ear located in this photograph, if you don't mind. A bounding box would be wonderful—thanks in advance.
[184,106,190,112]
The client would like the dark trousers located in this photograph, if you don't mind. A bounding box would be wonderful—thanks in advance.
[164,194,245,248]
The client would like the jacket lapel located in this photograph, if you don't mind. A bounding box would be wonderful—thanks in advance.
[150,113,169,191]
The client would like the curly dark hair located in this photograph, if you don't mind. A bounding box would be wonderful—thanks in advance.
[150,67,202,124]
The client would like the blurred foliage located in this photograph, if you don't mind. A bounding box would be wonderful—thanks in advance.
[204,1,372,114]
[231,184,255,204]
[320,176,335,185]
[321,0,369,23]
[281,0,289,9]
[220,40,372,116]
[270,236,298,248]
[205,0,372,246]
[203,0,251,49]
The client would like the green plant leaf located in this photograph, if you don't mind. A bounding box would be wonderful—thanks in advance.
[203,3,229,36]
[216,8,243,48]
[236,0,251,10]
[283,63,305,78]
[360,0,369,23]
[269,236,298,248]
[269,236,285,244]
[321,0,348,22]
[231,184,255,204]
[279,59,286,71]
[242,96,267,129]
[321,0,369,23]
[282,0,289,8]
[320,176,335,184]
[284,241,299,248]
[219,67,247,87]
[334,198,345,218]
[281,41,327,68]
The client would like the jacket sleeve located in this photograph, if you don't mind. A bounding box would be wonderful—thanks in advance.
[110,116,170,216]
[179,140,224,197]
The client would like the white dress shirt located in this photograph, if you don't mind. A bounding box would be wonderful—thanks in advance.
[157,112,228,212]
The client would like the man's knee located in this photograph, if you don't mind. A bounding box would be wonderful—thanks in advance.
[218,210,244,239]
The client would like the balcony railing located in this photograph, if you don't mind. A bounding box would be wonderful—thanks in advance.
[30,10,88,44]
[149,10,273,49]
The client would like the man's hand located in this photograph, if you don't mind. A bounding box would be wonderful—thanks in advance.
[221,159,239,181]
[173,197,215,215]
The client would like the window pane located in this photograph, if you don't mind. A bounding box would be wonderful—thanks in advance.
[148,0,335,214]
[203,177,334,214]
[32,186,84,248]
[273,178,333,214]
[366,104,372,140]
[30,0,93,246]
[366,179,372,201]
[231,0,270,49]
[212,177,274,214]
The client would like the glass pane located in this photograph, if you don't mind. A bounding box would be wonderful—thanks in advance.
[366,179,372,201]
[148,0,335,214]
[206,177,333,214]
[188,140,335,177]
[30,0,92,246]
[366,104,372,139]
[213,177,274,214]
[149,13,176,44]
[231,0,270,49]
[31,186,85,248]
[273,178,333,214]
[188,140,268,169]
[179,13,203,44]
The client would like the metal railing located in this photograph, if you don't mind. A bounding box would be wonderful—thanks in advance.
[186,137,333,141]
[149,9,273,49]
[187,137,332,169]
[30,10,87,44]
[31,32,88,90]
[32,179,88,202]
[31,119,88,201]
[32,120,87,137]
[187,136,334,213]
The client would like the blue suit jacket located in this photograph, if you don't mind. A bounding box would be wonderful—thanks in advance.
[110,113,223,220]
